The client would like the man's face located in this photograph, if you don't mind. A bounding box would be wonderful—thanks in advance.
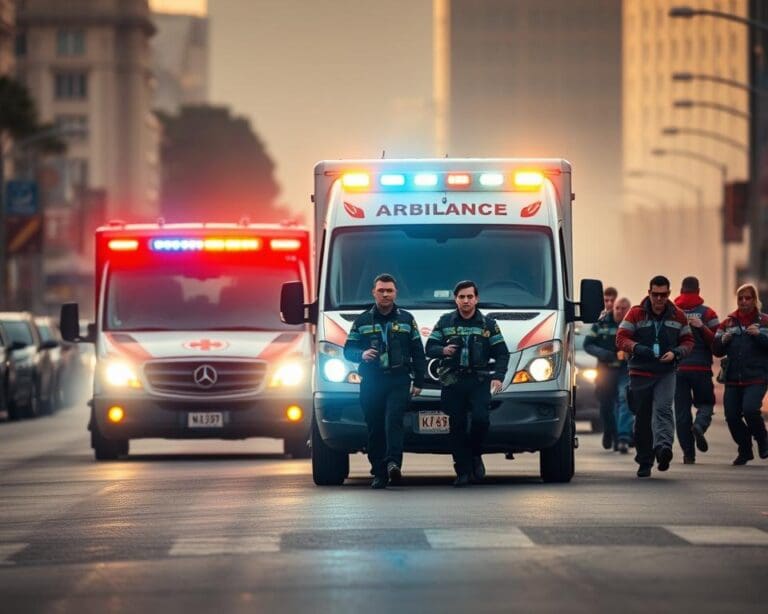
[372,282,396,309]
[648,284,670,314]
[613,299,630,322]
[455,287,478,316]
[603,294,616,312]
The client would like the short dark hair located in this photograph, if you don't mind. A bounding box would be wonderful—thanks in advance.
[603,286,618,298]
[649,275,671,290]
[681,276,699,293]
[373,273,397,287]
[453,280,478,297]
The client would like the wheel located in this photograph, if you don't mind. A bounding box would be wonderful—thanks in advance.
[540,409,575,483]
[92,421,129,461]
[284,433,311,459]
[590,417,603,433]
[311,416,349,485]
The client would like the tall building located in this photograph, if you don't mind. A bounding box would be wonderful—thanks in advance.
[433,0,624,285]
[151,11,207,113]
[16,0,160,220]
[0,0,14,76]
[623,0,749,315]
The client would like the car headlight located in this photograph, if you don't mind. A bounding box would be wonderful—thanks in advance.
[580,367,598,383]
[102,360,142,388]
[319,341,357,383]
[512,340,562,384]
[269,361,304,387]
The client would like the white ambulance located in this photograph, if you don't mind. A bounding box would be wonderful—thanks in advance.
[61,222,314,460]
[281,159,603,484]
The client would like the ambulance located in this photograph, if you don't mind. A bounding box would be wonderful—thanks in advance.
[60,221,314,461]
[282,159,603,484]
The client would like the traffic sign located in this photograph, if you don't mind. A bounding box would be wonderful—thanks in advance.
[5,180,39,216]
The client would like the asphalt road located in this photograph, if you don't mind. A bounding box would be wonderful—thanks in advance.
[1,401,766,614]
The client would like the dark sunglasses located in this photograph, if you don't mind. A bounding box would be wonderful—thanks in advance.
[650,291,670,299]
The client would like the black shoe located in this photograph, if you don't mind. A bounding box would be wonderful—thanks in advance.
[387,462,402,484]
[602,432,612,450]
[371,475,388,489]
[656,447,673,472]
[733,449,755,465]
[453,473,471,487]
[472,456,486,481]
[683,455,695,465]
[757,439,768,460]
[617,441,629,454]
[637,465,652,478]
[692,424,709,453]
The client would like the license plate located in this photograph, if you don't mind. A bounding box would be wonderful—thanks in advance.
[187,412,224,428]
[417,411,450,434]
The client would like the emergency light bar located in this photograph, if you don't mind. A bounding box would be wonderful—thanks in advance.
[340,170,547,192]
[106,237,303,253]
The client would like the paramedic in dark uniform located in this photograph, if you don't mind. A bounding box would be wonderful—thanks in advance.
[426,280,510,487]
[344,274,426,489]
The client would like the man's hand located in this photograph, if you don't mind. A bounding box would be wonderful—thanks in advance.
[443,344,459,357]
[659,351,676,363]
[411,386,421,397]
[490,379,503,394]
[362,348,379,362]
[746,324,760,336]
[688,316,703,329]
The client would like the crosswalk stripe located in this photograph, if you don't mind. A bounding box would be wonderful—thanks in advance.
[0,543,27,565]
[664,526,768,546]
[425,528,535,549]
[169,535,281,557]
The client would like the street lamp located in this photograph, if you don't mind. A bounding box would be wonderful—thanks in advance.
[661,126,749,154]
[651,148,730,310]
[672,71,768,96]
[673,99,749,121]
[669,6,768,34]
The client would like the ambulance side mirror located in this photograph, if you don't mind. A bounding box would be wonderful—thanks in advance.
[578,279,604,323]
[60,303,95,343]
[281,281,316,325]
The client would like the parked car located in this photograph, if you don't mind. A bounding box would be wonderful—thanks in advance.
[574,324,601,432]
[35,316,81,409]
[0,312,40,419]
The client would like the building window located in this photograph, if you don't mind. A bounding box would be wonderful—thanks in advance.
[54,115,88,139]
[57,29,85,56]
[15,33,26,56]
[66,158,89,188]
[54,72,88,99]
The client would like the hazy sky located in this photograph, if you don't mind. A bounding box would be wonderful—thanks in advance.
[150,0,207,15]
[207,0,434,216]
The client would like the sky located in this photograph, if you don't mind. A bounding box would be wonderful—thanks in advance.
[150,0,207,15]
[207,0,434,216]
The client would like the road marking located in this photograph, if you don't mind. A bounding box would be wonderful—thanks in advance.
[0,543,27,565]
[664,526,768,546]
[425,528,535,549]
[169,535,281,557]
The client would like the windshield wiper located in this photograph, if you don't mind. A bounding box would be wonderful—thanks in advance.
[206,326,275,331]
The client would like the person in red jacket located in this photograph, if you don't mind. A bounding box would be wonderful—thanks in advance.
[616,275,695,478]
[712,283,768,465]
[673,276,720,464]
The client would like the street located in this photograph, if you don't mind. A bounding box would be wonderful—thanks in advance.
[1,402,766,613]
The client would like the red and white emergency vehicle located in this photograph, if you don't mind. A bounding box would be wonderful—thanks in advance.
[61,221,313,460]
[282,159,603,484]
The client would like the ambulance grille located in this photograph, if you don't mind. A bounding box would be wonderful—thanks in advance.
[144,360,267,396]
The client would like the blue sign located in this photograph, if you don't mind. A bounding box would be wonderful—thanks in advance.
[5,180,39,216]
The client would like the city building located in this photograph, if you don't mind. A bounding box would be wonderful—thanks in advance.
[0,0,14,76]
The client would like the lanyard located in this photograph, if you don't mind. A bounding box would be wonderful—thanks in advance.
[379,322,391,351]
[653,319,663,341]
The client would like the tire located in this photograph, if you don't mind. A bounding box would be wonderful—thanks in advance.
[590,417,603,433]
[311,416,349,485]
[92,421,129,461]
[540,409,575,483]
[284,433,311,459]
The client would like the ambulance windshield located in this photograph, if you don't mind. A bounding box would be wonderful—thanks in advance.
[104,263,304,331]
[326,225,556,310]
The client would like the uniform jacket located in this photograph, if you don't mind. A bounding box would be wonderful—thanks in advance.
[712,309,768,385]
[425,309,510,381]
[343,304,426,387]
[616,297,694,378]
[673,292,719,372]
[584,311,626,369]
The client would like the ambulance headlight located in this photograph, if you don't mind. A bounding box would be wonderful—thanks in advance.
[528,357,554,382]
[270,362,304,387]
[323,358,348,383]
[103,360,142,389]
[512,340,561,384]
